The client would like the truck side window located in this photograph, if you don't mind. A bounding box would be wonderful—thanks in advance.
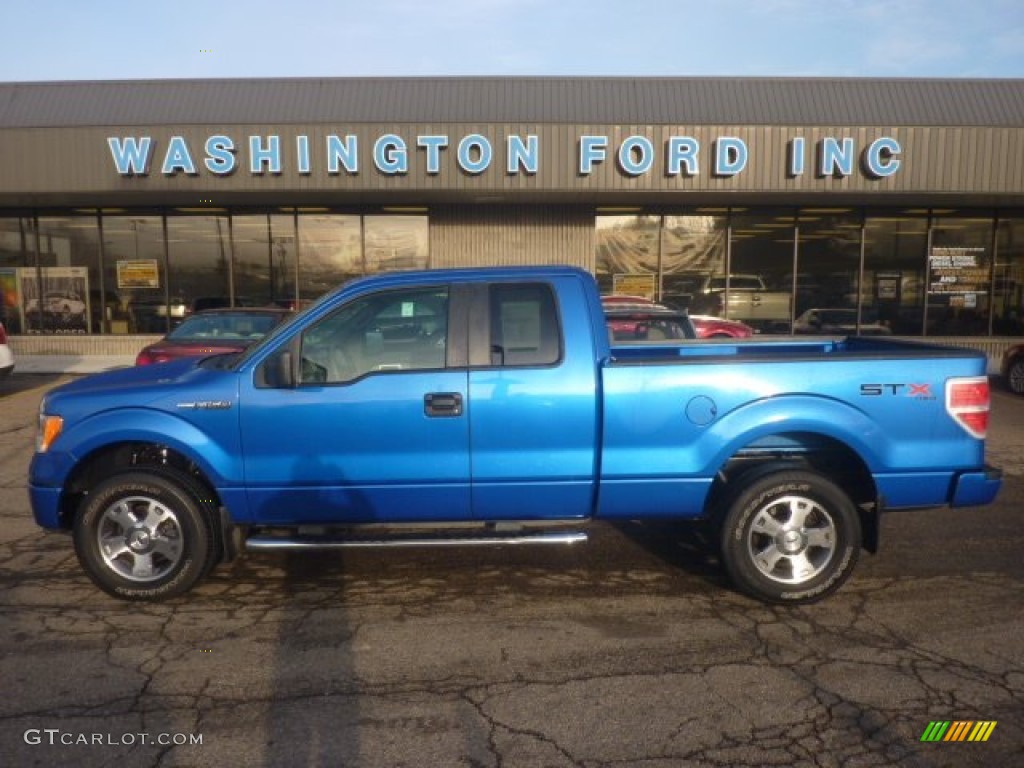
[299,287,449,384]
[489,284,561,367]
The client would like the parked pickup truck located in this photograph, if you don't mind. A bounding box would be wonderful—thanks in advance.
[691,274,792,331]
[29,266,1001,604]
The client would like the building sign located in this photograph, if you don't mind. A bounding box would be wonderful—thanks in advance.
[117,259,161,289]
[612,273,657,299]
[107,133,902,181]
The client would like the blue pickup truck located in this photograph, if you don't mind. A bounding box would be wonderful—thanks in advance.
[29,266,1001,604]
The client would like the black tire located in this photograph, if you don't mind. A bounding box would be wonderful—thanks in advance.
[73,470,217,600]
[719,469,861,604]
[1008,359,1024,396]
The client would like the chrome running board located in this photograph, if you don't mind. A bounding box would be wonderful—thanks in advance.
[246,530,588,551]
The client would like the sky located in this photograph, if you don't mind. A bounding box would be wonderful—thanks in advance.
[1,0,1022,81]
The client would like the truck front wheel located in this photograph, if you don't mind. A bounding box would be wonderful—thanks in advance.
[720,469,861,604]
[73,471,217,600]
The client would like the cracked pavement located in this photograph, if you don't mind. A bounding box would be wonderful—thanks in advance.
[1,375,1022,767]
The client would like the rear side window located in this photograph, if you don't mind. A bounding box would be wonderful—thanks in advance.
[489,284,561,367]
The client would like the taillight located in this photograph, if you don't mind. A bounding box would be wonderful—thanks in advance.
[946,377,990,439]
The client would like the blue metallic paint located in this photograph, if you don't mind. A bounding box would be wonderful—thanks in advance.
[28,266,1000,535]
[239,370,472,524]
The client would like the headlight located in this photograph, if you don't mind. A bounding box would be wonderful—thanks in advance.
[36,409,64,453]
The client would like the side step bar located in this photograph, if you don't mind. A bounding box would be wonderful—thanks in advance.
[246,531,588,551]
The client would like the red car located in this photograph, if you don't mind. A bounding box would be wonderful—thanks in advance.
[601,295,753,339]
[604,306,696,342]
[135,307,291,365]
[688,314,755,339]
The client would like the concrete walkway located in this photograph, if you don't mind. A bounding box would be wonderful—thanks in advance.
[12,355,137,374]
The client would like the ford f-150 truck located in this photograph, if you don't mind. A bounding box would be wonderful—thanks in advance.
[29,266,1002,604]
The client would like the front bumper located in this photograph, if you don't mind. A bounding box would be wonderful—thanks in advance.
[28,450,77,529]
[950,465,1003,507]
[29,484,64,529]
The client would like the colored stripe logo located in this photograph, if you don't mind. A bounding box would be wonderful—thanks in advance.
[921,721,997,742]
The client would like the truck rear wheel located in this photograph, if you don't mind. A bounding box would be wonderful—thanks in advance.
[719,469,861,604]
[73,470,216,600]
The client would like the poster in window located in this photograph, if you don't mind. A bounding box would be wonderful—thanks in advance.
[928,247,989,295]
[117,259,161,289]
[612,273,657,300]
[18,266,90,333]
[0,268,20,333]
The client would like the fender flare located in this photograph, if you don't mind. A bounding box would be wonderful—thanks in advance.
[701,395,887,476]
[61,407,243,488]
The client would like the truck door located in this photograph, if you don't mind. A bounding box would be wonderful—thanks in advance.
[239,284,472,524]
[468,280,599,520]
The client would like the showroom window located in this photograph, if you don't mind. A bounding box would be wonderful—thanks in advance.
[862,213,928,335]
[166,214,232,318]
[926,215,994,337]
[102,216,167,333]
[0,218,31,333]
[594,214,661,298]
[795,209,863,311]
[995,216,1024,335]
[231,214,298,309]
[727,210,796,331]
[297,214,363,301]
[660,214,728,310]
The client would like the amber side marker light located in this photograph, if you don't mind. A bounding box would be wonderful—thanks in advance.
[37,415,64,453]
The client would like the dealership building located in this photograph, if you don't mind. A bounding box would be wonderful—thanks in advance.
[0,76,1022,358]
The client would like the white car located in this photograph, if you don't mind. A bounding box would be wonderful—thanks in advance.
[25,290,87,321]
[0,321,14,379]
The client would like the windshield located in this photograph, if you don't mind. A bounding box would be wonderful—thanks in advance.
[606,311,697,341]
[167,312,283,341]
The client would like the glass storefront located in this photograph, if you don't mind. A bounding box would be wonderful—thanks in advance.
[297,214,363,301]
[862,214,928,335]
[0,212,428,334]
[926,216,993,336]
[594,215,661,297]
[1,207,1022,339]
[995,217,1024,335]
[595,208,1023,337]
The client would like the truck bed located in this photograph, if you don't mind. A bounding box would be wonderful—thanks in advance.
[609,335,985,363]
[599,334,991,521]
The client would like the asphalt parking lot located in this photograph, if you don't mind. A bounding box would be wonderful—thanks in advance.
[1,373,1022,767]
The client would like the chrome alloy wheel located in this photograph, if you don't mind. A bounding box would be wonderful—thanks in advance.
[746,494,837,585]
[96,496,184,582]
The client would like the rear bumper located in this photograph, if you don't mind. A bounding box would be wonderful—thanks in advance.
[950,465,1003,508]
